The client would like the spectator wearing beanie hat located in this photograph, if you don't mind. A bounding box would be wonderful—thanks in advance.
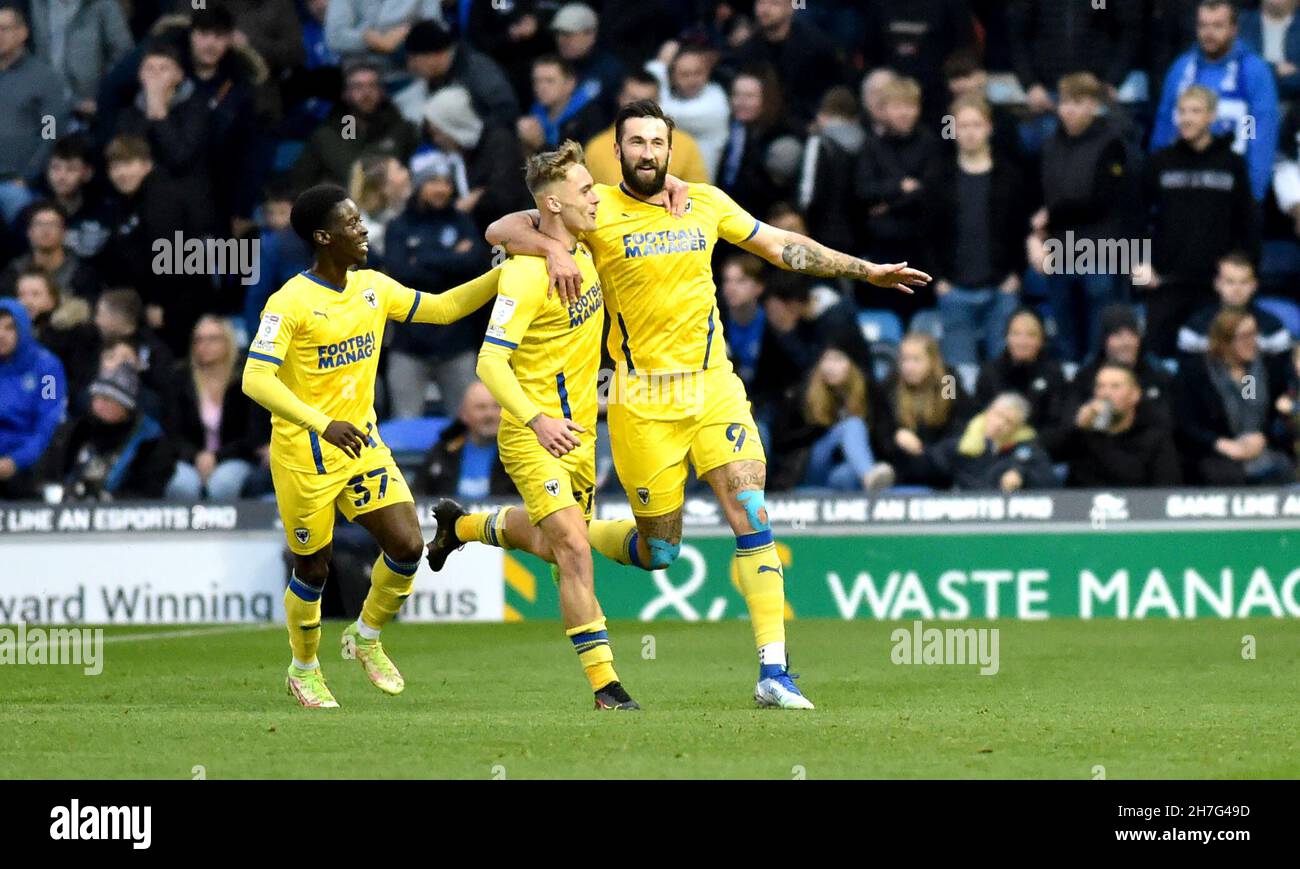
[384,153,490,418]
[394,18,519,129]
[422,85,530,231]
[58,362,178,500]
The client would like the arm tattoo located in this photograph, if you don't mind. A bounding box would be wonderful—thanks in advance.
[781,241,871,279]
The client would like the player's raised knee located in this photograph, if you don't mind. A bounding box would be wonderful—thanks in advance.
[648,537,681,569]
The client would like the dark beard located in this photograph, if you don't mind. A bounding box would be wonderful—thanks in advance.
[620,157,667,197]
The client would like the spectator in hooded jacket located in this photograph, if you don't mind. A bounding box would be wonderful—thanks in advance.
[872,333,976,489]
[1174,307,1296,484]
[1151,0,1280,201]
[38,134,114,264]
[1139,86,1259,357]
[1057,363,1183,487]
[974,307,1069,438]
[15,268,97,403]
[384,156,491,418]
[937,392,1059,492]
[0,298,66,499]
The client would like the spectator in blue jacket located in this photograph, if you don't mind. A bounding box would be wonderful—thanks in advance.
[383,155,490,418]
[1239,0,1300,100]
[1151,0,1280,200]
[0,298,67,499]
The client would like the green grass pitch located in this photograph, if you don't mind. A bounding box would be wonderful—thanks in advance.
[2,619,1297,779]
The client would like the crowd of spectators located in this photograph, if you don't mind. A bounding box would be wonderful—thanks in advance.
[2,0,1300,503]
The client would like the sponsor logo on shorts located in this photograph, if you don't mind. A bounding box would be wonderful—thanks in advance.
[636,487,650,505]
[294,528,310,544]
[544,479,561,497]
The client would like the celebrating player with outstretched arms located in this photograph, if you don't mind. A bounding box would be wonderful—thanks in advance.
[483,100,929,710]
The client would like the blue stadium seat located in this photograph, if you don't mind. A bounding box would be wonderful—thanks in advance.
[1256,296,1300,340]
[909,309,944,340]
[858,309,903,346]
[378,416,451,456]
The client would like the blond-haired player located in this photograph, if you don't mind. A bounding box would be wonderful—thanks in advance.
[426,142,641,710]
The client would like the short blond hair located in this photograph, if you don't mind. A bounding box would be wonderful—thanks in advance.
[525,139,585,196]
[1178,84,1219,114]
[881,77,922,107]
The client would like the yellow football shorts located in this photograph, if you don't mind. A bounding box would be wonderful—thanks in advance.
[607,367,766,517]
[497,420,596,525]
[271,444,414,555]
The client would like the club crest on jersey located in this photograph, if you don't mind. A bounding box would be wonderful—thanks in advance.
[362,288,378,308]
[636,487,650,505]
[294,528,310,544]
[544,479,561,497]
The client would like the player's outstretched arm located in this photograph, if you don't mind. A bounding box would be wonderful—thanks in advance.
[738,223,932,292]
[407,268,501,325]
[241,358,367,458]
[485,209,584,304]
[476,343,583,457]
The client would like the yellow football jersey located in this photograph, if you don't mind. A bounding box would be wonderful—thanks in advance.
[584,182,759,377]
[483,245,603,428]
[249,269,420,474]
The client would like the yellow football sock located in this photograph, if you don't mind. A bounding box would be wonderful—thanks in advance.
[359,553,419,632]
[734,530,786,648]
[588,519,639,566]
[285,573,323,666]
[455,506,512,548]
[566,617,618,691]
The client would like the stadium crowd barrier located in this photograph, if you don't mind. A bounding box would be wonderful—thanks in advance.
[1,489,1298,624]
